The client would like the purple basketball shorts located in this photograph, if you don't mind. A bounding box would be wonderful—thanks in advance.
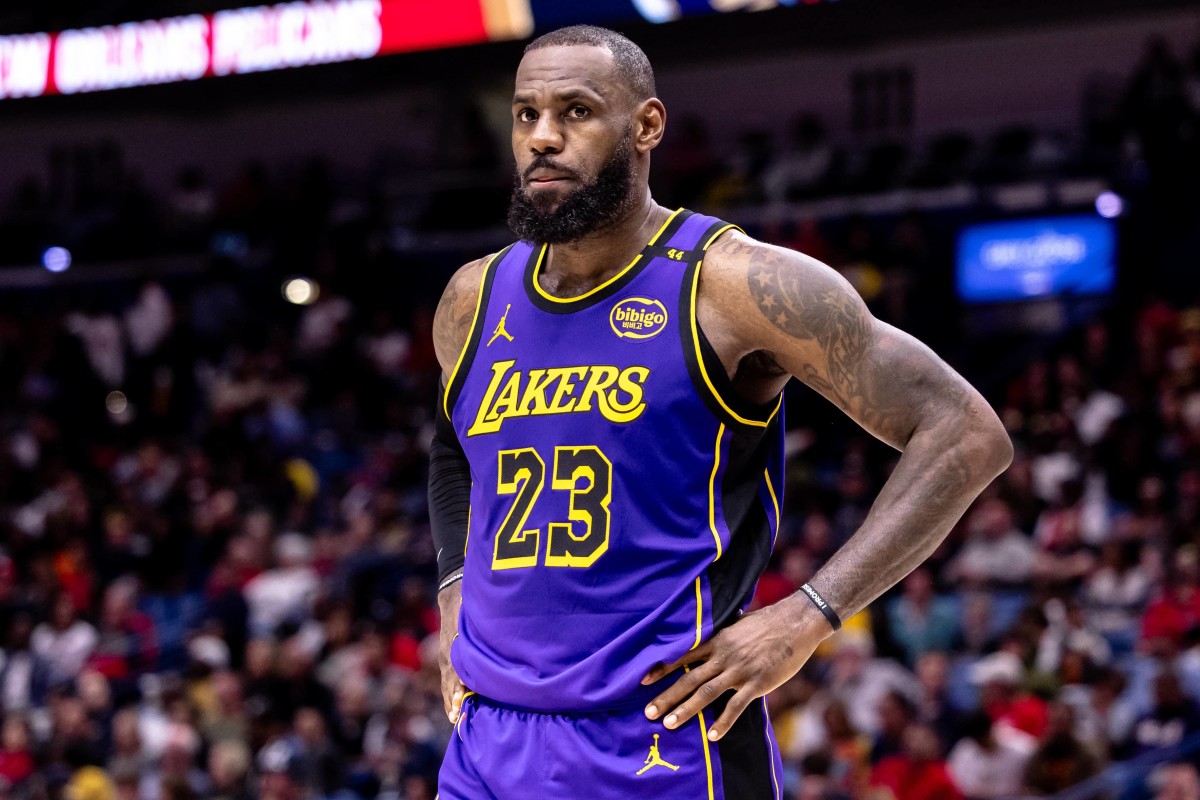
[438,692,783,799]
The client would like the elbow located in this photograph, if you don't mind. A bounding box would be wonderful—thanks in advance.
[970,406,1013,479]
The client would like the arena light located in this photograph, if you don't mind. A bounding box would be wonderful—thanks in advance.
[42,247,72,273]
[105,391,129,414]
[1095,191,1123,219]
[283,277,319,305]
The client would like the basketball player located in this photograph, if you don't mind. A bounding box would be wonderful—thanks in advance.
[428,25,1012,799]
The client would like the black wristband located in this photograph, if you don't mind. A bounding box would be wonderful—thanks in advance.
[438,572,464,593]
[800,583,842,631]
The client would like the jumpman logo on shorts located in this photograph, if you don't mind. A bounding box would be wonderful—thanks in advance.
[636,733,680,775]
[487,304,514,346]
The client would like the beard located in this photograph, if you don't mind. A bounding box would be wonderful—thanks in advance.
[507,131,638,245]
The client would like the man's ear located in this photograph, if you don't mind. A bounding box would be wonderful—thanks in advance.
[633,98,666,154]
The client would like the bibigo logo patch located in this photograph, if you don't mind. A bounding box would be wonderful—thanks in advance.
[610,297,669,340]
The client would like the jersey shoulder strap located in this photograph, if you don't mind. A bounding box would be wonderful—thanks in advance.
[443,243,519,421]
[674,212,781,430]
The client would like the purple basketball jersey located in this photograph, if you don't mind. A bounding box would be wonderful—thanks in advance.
[445,209,785,713]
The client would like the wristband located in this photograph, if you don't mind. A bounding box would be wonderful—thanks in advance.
[800,583,842,631]
[438,572,465,593]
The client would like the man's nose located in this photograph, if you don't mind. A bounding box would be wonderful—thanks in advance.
[529,113,564,154]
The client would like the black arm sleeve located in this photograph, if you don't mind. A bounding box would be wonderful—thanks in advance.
[429,382,471,585]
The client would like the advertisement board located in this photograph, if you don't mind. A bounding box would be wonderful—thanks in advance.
[956,216,1116,303]
[0,0,831,101]
[0,0,531,100]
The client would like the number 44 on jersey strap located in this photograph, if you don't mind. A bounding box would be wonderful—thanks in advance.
[492,445,612,570]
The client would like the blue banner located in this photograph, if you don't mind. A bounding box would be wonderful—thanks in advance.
[956,215,1116,303]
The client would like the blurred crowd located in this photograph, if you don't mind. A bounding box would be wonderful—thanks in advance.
[757,294,1200,799]
[0,31,1199,800]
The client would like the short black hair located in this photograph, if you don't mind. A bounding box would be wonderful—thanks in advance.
[524,25,656,102]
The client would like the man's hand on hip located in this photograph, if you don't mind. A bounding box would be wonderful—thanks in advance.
[438,580,468,723]
[641,594,833,741]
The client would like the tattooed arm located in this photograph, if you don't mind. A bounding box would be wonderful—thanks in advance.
[430,255,491,722]
[722,232,1011,614]
[644,232,1011,740]
[433,256,491,380]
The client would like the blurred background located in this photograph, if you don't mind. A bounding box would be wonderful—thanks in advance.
[1,1,1199,798]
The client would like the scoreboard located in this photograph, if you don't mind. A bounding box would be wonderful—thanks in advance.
[0,0,834,101]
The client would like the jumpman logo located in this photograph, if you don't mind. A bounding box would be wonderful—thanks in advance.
[487,305,514,346]
[636,734,680,776]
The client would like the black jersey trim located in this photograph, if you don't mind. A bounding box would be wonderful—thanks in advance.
[706,416,782,631]
[678,220,780,430]
[714,694,780,800]
[443,245,510,422]
[521,208,691,314]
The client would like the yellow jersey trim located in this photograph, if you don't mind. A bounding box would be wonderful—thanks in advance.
[689,260,776,429]
[529,208,684,304]
[708,425,725,561]
[696,704,716,800]
[692,577,704,650]
[443,250,504,420]
[702,222,740,251]
[764,467,781,547]
[454,690,477,740]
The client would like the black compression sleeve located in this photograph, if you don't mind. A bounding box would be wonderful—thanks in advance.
[429,382,471,585]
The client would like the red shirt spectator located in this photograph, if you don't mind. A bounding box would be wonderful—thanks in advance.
[870,724,963,800]
[1142,590,1200,644]
[0,716,34,785]
[1141,550,1200,654]
[972,651,1048,738]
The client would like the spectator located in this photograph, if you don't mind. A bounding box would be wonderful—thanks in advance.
[946,499,1037,589]
[871,691,917,764]
[1022,703,1099,795]
[869,724,962,800]
[820,700,871,797]
[0,715,35,788]
[887,568,961,666]
[1035,597,1111,674]
[202,670,249,746]
[798,752,853,800]
[106,708,149,798]
[243,534,319,638]
[1032,481,1098,591]
[1133,672,1200,755]
[1142,547,1200,656]
[256,737,309,800]
[914,652,964,747]
[89,578,158,680]
[947,711,1035,799]
[145,723,210,799]
[826,629,921,737]
[64,765,117,800]
[0,614,52,711]
[1082,539,1152,654]
[971,651,1048,739]
[208,739,253,800]
[1153,762,1200,800]
[31,592,98,687]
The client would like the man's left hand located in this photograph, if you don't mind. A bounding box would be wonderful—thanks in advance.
[641,595,832,741]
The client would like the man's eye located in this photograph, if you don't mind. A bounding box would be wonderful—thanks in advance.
[568,106,589,118]
[518,109,537,122]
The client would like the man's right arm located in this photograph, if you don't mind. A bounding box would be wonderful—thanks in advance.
[430,255,489,583]
[429,255,490,720]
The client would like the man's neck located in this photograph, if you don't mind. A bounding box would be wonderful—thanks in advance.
[543,190,670,284]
